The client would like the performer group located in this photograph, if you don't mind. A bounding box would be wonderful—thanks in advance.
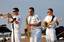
[0,7,61,42]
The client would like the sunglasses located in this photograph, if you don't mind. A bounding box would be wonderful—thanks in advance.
[13,11,17,12]
[47,11,52,13]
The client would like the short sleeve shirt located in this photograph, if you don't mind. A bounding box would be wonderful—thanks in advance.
[27,15,41,24]
[44,15,58,28]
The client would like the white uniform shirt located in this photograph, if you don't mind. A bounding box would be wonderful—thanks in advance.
[27,15,41,29]
[27,15,41,24]
[44,15,58,28]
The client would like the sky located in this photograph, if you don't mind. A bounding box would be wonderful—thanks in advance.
[0,0,64,33]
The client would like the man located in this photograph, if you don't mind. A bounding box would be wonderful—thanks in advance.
[26,7,42,42]
[43,8,59,42]
[9,8,21,42]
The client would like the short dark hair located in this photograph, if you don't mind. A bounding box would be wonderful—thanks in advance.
[29,7,34,12]
[13,8,19,12]
[48,8,53,12]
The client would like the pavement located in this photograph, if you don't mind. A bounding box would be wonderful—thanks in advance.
[0,35,64,42]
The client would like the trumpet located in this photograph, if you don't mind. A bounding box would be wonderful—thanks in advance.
[0,13,13,23]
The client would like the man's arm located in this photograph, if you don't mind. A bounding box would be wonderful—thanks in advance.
[56,20,59,26]
[28,21,41,26]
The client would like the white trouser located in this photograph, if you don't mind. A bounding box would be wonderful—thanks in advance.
[30,27,42,42]
[46,28,57,42]
[11,24,21,42]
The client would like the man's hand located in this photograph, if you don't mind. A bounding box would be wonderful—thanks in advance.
[15,21,19,24]
[28,22,41,26]
[56,20,59,26]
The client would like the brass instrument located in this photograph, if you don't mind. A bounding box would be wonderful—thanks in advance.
[42,21,55,29]
[0,13,14,23]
